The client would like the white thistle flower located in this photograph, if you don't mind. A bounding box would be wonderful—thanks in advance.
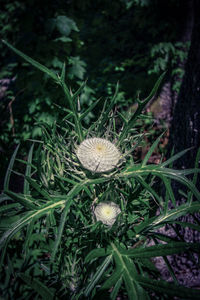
[94,202,121,226]
[76,138,120,173]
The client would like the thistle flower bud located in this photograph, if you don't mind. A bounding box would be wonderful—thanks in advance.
[76,138,120,173]
[94,202,121,226]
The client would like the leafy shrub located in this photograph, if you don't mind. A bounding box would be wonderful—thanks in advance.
[0,42,200,299]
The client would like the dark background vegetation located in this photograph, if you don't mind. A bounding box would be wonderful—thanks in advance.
[0,0,199,184]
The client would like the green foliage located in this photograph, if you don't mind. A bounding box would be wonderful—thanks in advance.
[0,43,200,299]
[0,1,89,150]
[149,41,190,92]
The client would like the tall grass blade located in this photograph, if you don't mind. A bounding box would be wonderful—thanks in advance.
[188,148,200,204]
[162,176,176,210]
[24,143,34,195]
[142,132,164,166]
[161,148,192,167]
[60,61,66,82]
[3,144,20,191]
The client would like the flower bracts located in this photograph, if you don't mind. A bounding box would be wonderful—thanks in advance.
[77,138,120,173]
[94,202,121,226]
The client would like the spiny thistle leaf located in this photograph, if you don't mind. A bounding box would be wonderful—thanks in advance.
[2,40,58,82]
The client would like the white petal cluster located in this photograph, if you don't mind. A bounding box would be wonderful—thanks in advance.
[94,202,121,226]
[77,138,120,173]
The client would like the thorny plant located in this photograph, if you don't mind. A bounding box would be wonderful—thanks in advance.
[0,40,200,300]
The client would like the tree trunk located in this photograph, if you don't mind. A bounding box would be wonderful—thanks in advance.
[149,0,193,127]
[169,0,200,173]
[166,0,200,288]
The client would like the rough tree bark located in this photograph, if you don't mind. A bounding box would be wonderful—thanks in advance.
[166,0,200,288]
[169,0,200,172]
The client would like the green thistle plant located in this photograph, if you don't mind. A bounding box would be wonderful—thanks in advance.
[0,40,200,299]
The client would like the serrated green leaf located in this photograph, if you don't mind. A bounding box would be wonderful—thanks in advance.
[100,267,122,290]
[123,242,200,258]
[24,177,52,201]
[51,200,73,261]
[23,219,35,257]
[110,276,123,300]
[153,202,200,226]
[84,255,112,296]
[2,40,58,82]
[80,97,101,121]
[167,220,200,232]
[118,165,200,201]
[0,193,12,203]
[4,190,39,210]
[72,80,87,101]
[0,199,65,261]
[135,202,200,236]
[0,203,21,213]
[98,83,119,131]
[136,275,200,299]
[85,247,112,263]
